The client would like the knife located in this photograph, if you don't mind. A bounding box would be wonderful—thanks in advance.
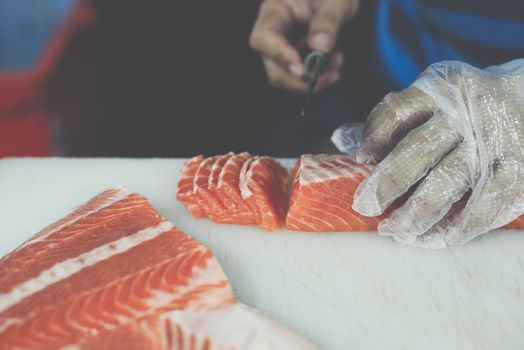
[301,51,328,117]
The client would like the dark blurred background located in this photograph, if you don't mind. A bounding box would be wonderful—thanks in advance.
[0,0,389,158]
[2,0,524,158]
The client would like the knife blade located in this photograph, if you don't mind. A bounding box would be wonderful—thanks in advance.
[301,51,328,117]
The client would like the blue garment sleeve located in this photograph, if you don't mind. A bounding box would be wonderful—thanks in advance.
[376,0,524,89]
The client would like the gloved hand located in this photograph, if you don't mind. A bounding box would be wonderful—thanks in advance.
[353,59,524,248]
[249,0,359,92]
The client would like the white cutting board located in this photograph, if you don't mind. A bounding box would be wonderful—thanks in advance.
[0,158,523,350]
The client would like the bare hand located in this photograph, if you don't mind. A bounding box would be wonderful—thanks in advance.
[249,0,358,92]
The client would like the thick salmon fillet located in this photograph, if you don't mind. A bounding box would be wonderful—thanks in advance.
[176,155,205,218]
[0,188,317,349]
[286,154,384,231]
[240,156,289,231]
[287,154,524,232]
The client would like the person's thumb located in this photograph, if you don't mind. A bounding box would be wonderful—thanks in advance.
[308,1,356,52]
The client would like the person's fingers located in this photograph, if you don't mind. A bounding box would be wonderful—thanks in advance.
[379,144,477,238]
[263,57,308,92]
[261,51,343,93]
[314,52,344,90]
[250,0,303,75]
[357,86,437,164]
[390,185,472,248]
[264,51,343,92]
[286,0,311,22]
[325,51,344,72]
[315,71,341,91]
[411,193,472,248]
[251,32,303,75]
[410,230,447,249]
[308,0,358,52]
[445,156,524,244]
[353,113,463,217]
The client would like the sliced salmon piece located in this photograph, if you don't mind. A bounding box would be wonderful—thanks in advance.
[208,153,234,193]
[216,152,258,225]
[240,156,289,231]
[178,153,288,229]
[193,156,234,224]
[286,154,384,232]
[0,188,317,349]
[68,304,318,350]
[208,152,235,215]
[177,155,205,218]
[239,156,262,224]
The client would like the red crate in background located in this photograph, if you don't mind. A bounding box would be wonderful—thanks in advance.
[0,1,94,157]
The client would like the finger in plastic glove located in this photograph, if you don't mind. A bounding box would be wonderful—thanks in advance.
[331,122,365,156]
[445,156,524,244]
[402,190,471,249]
[409,231,447,249]
[390,229,447,249]
[397,193,471,249]
[353,113,463,217]
[357,86,436,164]
[379,143,477,238]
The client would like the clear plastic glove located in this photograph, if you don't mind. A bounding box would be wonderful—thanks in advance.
[353,59,524,248]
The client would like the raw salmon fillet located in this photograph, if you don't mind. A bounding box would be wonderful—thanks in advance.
[0,188,317,349]
[239,156,289,231]
[286,154,383,231]
[177,153,289,231]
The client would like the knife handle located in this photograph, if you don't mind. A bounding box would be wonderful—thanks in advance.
[303,51,328,80]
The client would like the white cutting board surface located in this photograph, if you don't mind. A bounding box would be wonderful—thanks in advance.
[0,158,523,350]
